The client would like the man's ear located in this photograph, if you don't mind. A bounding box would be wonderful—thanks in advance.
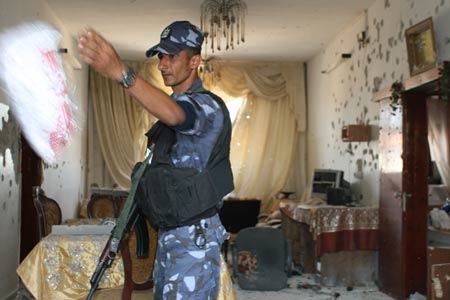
[190,54,201,69]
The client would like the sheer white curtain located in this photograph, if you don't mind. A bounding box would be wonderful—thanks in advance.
[207,62,306,210]
[87,61,163,189]
[88,60,307,210]
[427,97,450,191]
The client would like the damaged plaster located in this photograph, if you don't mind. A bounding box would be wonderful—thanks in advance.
[0,104,20,184]
[307,0,450,205]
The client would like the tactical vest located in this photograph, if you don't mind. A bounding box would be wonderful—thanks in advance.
[135,91,234,229]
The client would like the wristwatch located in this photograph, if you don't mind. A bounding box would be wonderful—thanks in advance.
[119,68,136,88]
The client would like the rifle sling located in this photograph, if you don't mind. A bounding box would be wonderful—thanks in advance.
[110,146,153,253]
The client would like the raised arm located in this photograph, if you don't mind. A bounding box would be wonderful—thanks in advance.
[77,29,185,126]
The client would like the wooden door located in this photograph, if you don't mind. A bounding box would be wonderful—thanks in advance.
[378,92,428,299]
[378,98,405,299]
[20,136,42,261]
[375,66,443,299]
[402,92,428,297]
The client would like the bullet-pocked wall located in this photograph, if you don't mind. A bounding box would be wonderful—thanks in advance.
[0,96,20,300]
[0,0,88,298]
[306,0,450,206]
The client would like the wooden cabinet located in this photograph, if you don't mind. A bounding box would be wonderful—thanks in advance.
[427,246,450,300]
[341,124,371,142]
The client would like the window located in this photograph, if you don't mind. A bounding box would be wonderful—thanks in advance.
[226,97,244,123]
[211,87,244,124]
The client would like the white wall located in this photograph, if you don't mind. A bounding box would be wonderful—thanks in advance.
[0,103,20,300]
[0,0,88,298]
[40,17,89,220]
[306,0,450,206]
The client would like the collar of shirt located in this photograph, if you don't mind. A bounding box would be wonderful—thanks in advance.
[172,78,204,98]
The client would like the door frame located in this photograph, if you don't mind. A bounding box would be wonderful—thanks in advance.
[374,66,442,299]
[19,136,42,261]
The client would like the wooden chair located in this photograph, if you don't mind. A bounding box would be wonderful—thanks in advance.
[121,216,158,300]
[87,190,128,218]
[87,193,116,218]
[32,186,62,239]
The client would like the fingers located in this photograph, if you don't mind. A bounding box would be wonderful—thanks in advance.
[77,28,123,79]
[77,29,101,60]
[77,31,92,63]
[77,45,94,65]
[89,30,108,50]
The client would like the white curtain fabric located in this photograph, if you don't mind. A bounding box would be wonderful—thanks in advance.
[87,61,157,189]
[205,62,306,210]
[427,97,450,191]
[87,60,307,211]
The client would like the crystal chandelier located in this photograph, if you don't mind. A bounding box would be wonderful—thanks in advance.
[200,0,247,53]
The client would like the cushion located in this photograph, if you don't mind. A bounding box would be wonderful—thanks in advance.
[237,250,258,274]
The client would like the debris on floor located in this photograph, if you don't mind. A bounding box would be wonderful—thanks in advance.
[235,274,396,300]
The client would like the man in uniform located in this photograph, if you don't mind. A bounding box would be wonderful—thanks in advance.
[78,21,233,300]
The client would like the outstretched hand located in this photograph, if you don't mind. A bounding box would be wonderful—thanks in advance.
[77,28,186,126]
[77,29,125,81]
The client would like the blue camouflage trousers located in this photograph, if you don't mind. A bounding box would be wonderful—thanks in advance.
[153,214,229,300]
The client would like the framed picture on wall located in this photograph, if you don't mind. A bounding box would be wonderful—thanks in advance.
[405,17,437,76]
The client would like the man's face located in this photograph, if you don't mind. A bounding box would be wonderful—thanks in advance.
[157,50,196,92]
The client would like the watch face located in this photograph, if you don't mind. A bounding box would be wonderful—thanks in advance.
[122,69,135,88]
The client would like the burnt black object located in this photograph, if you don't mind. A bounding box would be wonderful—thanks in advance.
[219,199,261,233]
[219,199,261,261]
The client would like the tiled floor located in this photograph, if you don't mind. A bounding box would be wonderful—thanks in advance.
[16,260,398,300]
[89,274,397,300]
[91,287,152,300]
[234,274,396,300]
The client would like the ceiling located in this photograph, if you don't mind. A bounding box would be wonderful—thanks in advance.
[46,0,375,62]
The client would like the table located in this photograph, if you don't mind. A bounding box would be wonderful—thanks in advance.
[17,231,236,300]
[62,217,116,226]
[282,204,379,256]
[281,204,379,286]
[17,234,124,300]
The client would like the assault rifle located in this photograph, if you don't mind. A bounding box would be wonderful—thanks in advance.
[86,148,152,300]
